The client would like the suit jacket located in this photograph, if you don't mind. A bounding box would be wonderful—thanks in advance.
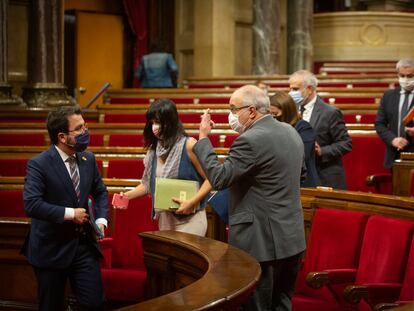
[22,146,108,269]
[194,115,306,262]
[295,119,321,187]
[309,96,352,189]
[375,88,414,169]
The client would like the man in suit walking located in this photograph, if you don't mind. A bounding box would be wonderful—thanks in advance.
[375,59,414,169]
[289,70,352,189]
[22,106,108,311]
[194,85,306,311]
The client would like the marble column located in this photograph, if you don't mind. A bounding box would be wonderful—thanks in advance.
[287,0,313,73]
[252,0,280,75]
[22,0,74,107]
[0,0,23,106]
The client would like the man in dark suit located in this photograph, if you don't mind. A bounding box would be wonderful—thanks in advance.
[375,59,414,169]
[289,70,352,189]
[194,85,306,311]
[22,106,108,311]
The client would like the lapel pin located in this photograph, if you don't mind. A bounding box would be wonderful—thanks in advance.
[82,156,87,161]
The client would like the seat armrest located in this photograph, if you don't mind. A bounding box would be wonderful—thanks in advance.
[344,285,369,304]
[306,268,357,289]
[98,237,114,248]
[344,283,401,305]
[373,303,400,311]
[366,173,391,186]
[366,173,392,194]
[98,237,114,268]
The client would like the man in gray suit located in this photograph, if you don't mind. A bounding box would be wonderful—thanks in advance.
[289,70,352,189]
[194,85,306,311]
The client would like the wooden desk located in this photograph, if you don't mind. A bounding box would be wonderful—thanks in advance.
[392,153,414,196]
[0,217,37,310]
[117,230,261,311]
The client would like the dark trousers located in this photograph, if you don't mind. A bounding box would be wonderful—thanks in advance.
[34,241,104,311]
[242,251,304,311]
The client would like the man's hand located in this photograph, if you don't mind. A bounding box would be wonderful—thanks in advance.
[392,137,409,150]
[199,109,215,139]
[73,208,89,224]
[97,223,105,233]
[315,142,322,157]
[405,127,414,137]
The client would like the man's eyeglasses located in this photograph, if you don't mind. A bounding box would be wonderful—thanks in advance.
[68,124,88,134]
[229,105,251,114]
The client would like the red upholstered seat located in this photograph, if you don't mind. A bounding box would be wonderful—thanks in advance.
[343,135,388,192]
[103,113,147,123]
[89,133,104,147]
[224,134,239,147]
[0,190,25,217]
[99,194,158,302]
[108,97,150,104]
[396,236,414,304]
[108,134,145,147]
[292,208,369,311]
[189,134,221,147]
[0,133,45,146]
[0,159,28,177]
[343,113,377,124]
[314,215,414,311]
[358,236,414,310]
[180,112,229,124]
[106,159,145,179]
[321,97,376,104]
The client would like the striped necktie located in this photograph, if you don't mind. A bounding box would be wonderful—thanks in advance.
[67,156,80,201]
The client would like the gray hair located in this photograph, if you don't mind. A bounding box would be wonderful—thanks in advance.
[289,70,318,90]
[234,85,270,114]
[396,59,414,71]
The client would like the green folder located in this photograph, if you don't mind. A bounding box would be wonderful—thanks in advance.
[154,177,199,210]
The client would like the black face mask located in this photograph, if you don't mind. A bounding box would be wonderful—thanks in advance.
[66,130,90,152]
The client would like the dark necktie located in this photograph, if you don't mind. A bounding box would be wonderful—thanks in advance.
[400,91,412,137]
[300,105,306,116]
[67,156,80,201]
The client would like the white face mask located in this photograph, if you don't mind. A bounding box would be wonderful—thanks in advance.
[228,112,245,134]
[152,123,160,137]
[399,77,414,91]
[289,90,304,107]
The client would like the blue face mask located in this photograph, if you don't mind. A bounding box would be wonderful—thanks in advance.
[67,130,90,152]
[289,90,303,107]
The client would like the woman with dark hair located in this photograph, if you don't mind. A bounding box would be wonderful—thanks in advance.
[114,99,212,236]
[270,92,321,187]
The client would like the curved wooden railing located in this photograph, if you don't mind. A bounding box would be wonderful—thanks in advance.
[115,230,261,311]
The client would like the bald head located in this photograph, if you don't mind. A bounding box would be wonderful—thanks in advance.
[230,85,270,114]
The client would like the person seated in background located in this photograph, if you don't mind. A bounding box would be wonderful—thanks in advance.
[114,99,212,237]
[135,42,178,88]
[270,91,321,187]
[375,58,414,169]
[289,70,352,190]
[255,79,270,96]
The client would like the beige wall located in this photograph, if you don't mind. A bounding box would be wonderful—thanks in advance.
[177,0,289,79]
[313,12,414,61]
[176,0,254,79]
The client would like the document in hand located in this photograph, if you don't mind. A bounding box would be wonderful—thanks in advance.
[154,177,199,210]
[403,106,414,125]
